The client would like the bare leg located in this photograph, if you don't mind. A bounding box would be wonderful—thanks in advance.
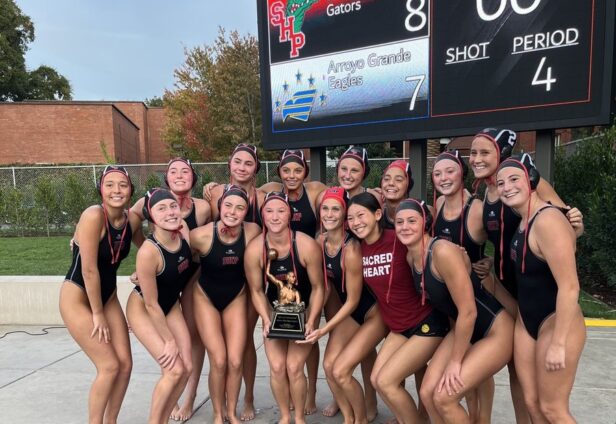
[222,293,248,424]
[241,295,259,421]
[323,317,362,423]
[172,279,204,421]
[335,310,388,424]
[287,342,313,424]
[102,296,133,424]
[535,313,586,424]
[60,284,124,424]
[428,313,513,424]
[304,344,319,415]
[360,349,379,422]
[264,338,292,424]
[193,286,228,424]
[127,296,189,424]
[374,333,441,424]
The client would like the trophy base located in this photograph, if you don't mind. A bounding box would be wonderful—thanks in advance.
[268,310,305,340]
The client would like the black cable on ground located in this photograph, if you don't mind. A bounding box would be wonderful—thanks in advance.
[0,326,66,340]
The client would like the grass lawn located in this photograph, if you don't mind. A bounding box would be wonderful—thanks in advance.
[1,237,615,319]
[0,236,136,276]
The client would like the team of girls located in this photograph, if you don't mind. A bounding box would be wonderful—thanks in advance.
[62,137,586,423]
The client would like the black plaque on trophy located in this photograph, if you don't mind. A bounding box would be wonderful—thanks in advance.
[265,248,306,340]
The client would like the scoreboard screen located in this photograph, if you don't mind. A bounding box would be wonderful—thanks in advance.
[257,0,616,149]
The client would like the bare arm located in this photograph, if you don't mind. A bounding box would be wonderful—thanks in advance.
[259,181,283,193]
[136,243,179,368]
[302,240,362,343]
[536,177,584,237]
[532,209,580,371]
[433,241,477,395]
[76,208,104,311]
[244,236,273,334]
[208,184,224,221]
[194,198,212,226]
[298,233,325,334]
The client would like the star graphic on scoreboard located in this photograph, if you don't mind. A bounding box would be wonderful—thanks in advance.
[282,81,289,92]
[274,99,281,111]
[319,92,327,105]
[308,74,315,87]
[295,70,302,84]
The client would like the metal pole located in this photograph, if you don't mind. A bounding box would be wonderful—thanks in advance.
[535,129,555,184]
[310,147,327,184]
[266,161,270,183]
[92,165,97,185]
[409,139,427,201]
[12,167,16,188]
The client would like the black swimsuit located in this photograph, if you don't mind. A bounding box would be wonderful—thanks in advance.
[183,201,198,230]
[289,185,317,236]
[412,238,503,344]
[65,211,132,305]
[382,204,395,230]
[483,194,521,298]
[245,195,262,227]
[434,196,485,289]
[324,232,377,325]
[198,222,247,311]
[511,206,563,340]
[265,232,311,308]
[135,235,193,315]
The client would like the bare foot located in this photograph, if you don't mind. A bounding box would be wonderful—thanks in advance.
[384,418,398,424]
[227,413,242,424]
[304,397,317,416]
[212,412,225,424]
[170,398,195,421]
[240,402,256,421]
[322,400,339,417]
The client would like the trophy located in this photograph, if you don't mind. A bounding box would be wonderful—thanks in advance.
[266,248,306,340]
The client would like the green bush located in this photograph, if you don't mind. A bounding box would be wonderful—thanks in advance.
[555,125,616,289]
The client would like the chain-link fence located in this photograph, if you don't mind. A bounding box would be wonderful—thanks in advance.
[0,138,587,237]
[0,158,403,236]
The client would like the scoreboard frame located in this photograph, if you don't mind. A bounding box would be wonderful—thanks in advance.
[257,0,616,150]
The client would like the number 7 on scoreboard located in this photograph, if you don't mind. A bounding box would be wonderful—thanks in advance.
[405,74,426,111]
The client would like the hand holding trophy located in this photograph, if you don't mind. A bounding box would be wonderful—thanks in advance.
[266,248,306,339]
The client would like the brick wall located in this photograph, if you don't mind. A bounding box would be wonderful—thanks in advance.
[0,103,116,165]
[0,102,169,165]
[146,107,169,163]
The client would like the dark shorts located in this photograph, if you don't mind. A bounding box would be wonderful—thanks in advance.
[399,309,450,339]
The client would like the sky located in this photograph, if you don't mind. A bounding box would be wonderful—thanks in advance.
[16,0,258,101]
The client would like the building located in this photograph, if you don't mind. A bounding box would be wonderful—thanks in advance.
[0,101,169,165]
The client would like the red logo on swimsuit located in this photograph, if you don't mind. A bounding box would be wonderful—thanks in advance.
[222,256,239,265]
[292,211,302,222]
[178,258,190,273]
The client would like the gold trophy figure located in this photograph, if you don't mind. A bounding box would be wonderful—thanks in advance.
[266,248,305,339]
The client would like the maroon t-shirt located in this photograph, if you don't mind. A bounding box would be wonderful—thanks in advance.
[361,229,432,333]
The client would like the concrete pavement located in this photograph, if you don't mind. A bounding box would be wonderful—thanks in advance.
[0,323,615,423]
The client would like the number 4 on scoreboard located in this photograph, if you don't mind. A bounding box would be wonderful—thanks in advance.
[532,56,557,92]
[405,74,426,111]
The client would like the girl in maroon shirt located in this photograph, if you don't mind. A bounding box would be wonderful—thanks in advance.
[347,192,449,423]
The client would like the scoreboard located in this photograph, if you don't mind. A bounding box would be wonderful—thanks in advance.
[257,0,616,150]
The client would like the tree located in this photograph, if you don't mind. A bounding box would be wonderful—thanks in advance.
[0,0,72,101]
[163,28,267,161]
[145,96,163,107]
